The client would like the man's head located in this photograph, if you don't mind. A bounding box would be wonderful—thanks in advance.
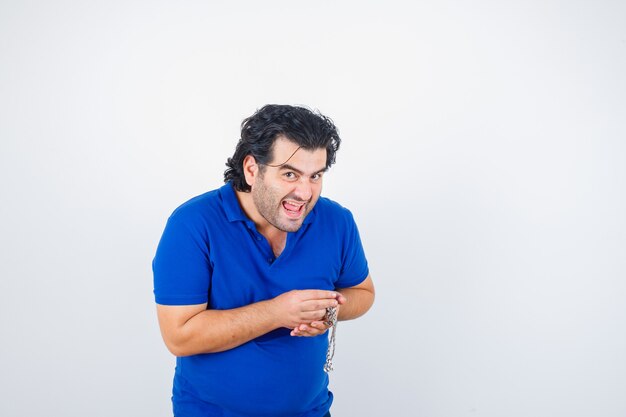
[224,104,341,192]
[224,105,341,232]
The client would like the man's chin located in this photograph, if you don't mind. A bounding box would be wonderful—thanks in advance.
[277,221,304,233]
[275,216,306,233]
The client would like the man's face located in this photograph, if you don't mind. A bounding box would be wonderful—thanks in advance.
[251,137,327,233]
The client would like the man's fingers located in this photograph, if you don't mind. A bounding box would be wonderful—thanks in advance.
[309,321,329,330]
[291,323,327,337]
[283,290,339,328]
[301,299,338,312]
[299,290,339,301]
[300,310,327,322]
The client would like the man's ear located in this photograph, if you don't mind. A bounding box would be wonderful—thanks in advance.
[243,155,259,187]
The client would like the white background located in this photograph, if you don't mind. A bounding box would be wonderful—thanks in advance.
[1,1,625,416]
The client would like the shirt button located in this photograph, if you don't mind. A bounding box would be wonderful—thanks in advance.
[256,236,261,241]
[268,258,273,263]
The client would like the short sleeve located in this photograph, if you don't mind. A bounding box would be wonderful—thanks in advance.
[335,210,369,289]
[152,214,212,305]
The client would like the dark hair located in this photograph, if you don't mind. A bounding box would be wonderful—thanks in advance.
[224,104,341,192]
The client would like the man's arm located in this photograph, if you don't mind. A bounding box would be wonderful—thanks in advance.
[291,275,375,337]
[335,274,375,321]
[156,290,340,356]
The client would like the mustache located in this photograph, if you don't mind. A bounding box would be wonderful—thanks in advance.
[283,195,310,203]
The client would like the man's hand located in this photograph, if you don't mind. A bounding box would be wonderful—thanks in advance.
[290,293,347,337]
[270,289,340,330]
[291,275,375,337]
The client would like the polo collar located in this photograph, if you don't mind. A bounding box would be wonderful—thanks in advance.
[220,182,317,226]
[221,182,248,223]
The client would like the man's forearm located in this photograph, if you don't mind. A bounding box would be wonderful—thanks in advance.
[158,289,341,356]
[164,300,279,356]
[336,286,375,321]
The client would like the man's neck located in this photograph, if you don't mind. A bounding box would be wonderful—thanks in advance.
[235,190,287,253]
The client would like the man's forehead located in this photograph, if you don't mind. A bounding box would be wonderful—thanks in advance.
[268,137,326,166]
[270,137,301,159]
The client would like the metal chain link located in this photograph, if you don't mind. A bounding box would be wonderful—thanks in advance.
[324,306,338,372]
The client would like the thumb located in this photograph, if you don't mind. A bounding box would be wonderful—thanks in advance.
[336,293,347,305]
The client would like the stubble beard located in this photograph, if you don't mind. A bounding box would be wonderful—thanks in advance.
[252,176,311,233]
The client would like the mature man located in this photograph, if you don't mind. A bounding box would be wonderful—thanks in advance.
[153,104,375,417]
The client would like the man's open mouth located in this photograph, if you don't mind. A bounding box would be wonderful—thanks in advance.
[282,200,306,217]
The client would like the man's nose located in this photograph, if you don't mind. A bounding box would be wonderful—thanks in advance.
[294,178,313,201]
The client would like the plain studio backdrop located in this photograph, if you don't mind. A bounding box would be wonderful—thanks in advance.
[1,1,625,416]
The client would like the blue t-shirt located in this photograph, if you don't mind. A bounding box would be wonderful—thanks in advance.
[153,182,369,417]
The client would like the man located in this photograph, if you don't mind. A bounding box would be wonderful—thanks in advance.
[153,104,375,417]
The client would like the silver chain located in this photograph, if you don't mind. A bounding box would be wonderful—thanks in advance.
[324,306,338,372]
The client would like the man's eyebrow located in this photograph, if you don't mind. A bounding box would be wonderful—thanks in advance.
[278,164,328,175]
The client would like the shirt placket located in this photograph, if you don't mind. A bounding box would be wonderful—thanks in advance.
[244,220,277,266]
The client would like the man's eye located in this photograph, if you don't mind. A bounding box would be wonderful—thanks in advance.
[284,172,296,179]
[312,173,322,181]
